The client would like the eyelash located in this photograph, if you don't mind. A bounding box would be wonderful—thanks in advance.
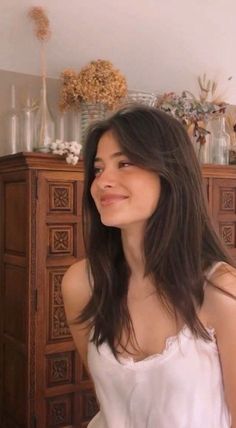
[93,160,133,177]
[93,167,103,176]
[119,160,133,168]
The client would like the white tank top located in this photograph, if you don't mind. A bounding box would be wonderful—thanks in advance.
[87,264,232,428]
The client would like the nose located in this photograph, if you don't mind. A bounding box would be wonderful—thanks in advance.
[95,168,117,189]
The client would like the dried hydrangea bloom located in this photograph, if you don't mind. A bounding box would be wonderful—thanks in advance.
[78,60,127,109]
[59,69,83,111]
[59,60,128,111]
[28,6,51,42]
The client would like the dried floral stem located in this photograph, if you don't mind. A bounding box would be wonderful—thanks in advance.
[156,91,223,145]
[28,6,50,81]
[28,6,51,147]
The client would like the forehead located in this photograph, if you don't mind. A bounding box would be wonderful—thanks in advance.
[95,131,122,158]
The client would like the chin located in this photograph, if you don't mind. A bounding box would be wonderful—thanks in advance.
[100,215,125,228]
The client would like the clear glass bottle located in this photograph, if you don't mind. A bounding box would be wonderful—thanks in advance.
[21,96,36,152]
[210,115,230,165]
[70,109,81,143]
[34,84,55,151]
[55,110,69,142]
[6,84,20,154]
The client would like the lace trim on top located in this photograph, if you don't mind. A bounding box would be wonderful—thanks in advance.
[97,325,217,368]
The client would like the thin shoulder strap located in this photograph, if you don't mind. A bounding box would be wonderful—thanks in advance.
[205,261,225,280]
[205,261,236,300]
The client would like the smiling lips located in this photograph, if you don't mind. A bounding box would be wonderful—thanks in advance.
[100,194,129,206]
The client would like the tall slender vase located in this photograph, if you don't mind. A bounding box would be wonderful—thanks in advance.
[5,84,20,154]
[34,78,55,151]
[209,115,230,165]
[21,96,36,152]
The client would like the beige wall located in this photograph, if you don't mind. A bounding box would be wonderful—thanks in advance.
[0,69,60,156]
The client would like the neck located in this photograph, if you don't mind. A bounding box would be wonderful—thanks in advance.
[121,224,145,279]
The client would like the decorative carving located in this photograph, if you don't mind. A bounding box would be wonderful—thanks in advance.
[220,223,235,246]
[220,189,235,211]
[47,395,72,426]
[54,231,69,250]
[81,391,99,421]
[48,270,71,341]
[53,307,70,337]
[49,226,73,255]
[49,183,74,212]
[47,352,74,386]
[53,187,69,208]
[53,273,64,305]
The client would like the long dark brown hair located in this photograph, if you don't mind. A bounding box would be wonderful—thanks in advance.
[80,105,232,356]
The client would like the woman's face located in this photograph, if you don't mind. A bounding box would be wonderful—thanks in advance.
[90,131,161,230]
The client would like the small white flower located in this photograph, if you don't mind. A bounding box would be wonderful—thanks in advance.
[66,154,74,164]
[50,142,58,150]
[53,149,64,155]
[71,155,79,165]
[73,148,82,156]
[58,142,66,150]
[70,141,82,151]
[48,140,81,165]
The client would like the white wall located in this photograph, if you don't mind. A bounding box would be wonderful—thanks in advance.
[0,0,236,103]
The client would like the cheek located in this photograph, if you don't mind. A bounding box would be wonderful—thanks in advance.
[146,178,161,211]
[90,181,96,201]
[90,181,100,210]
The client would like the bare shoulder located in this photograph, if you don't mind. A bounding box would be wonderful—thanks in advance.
[61,258,93,367]
[203,262,236,330]
[61,258,92,323]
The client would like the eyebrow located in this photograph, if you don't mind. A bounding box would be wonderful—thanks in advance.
[94,151,125,162]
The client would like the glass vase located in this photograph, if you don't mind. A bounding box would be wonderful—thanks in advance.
[70,109,81,143]
[20,96,36,152]
[55,110,70,142]
[80,102,106,145]
[124,89,157,107]
[191,121,212,164]
[34,82,55,152]
[209,115,230,165]
[5,84,20,154]
[195,137,212,164]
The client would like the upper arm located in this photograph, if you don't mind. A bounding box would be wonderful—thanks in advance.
[204,264,236,424]
[61,258,92,367]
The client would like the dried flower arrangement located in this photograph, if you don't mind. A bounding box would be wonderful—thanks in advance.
[59,60,127,111]
[47,140,82,165]
[28,6,54,149]
[28,6,51,42]
[28,6,51,89]
[156,77,226,145]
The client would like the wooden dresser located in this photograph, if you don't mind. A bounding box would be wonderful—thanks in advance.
[202,164,236,260]
[0,154,236,428]
[0,153,98,428]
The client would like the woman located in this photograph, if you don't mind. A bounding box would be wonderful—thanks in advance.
[62,106,236,427]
